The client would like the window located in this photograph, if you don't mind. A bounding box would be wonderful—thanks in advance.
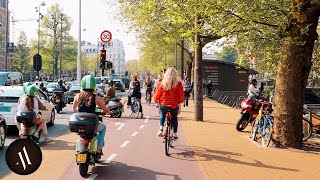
[0,0,7,8]
[93,49,96,53]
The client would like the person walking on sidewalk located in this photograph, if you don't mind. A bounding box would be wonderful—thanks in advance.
[154,67,184,139]
[183,78,191,107]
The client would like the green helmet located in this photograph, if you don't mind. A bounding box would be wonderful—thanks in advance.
[81,75,96,90]
[26,85,37,96]
[23,82,32,93]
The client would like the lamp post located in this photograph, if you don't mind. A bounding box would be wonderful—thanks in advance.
[59,13,63,79]
[77,0,82,84]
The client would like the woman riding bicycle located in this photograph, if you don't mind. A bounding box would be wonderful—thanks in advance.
[154,67,184,138]
[144,76,153,100]
[72,75,111,156]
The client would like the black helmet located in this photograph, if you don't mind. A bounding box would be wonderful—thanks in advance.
[58,79,63,86]
[40,82,44,87]
[108,80,114,85]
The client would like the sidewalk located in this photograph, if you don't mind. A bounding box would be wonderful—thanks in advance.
[180,99,320,180]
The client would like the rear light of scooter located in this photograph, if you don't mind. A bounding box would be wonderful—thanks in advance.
[118,101,123,106]
[79,116,87,120]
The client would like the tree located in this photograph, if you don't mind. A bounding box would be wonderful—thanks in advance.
[216,45,238,63]
[11,31,31,76]
[40,3,76,79]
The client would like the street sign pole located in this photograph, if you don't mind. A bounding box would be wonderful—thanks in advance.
[100,30,112,94]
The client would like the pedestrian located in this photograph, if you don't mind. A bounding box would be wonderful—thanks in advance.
[183,78,191,107]
[206,80,213,97]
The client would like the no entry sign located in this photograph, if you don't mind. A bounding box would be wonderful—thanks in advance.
[100,30,112,43]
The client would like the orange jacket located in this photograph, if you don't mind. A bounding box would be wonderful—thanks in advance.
[154,81,184,109]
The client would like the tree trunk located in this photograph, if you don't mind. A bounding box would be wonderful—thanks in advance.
[194,15,203,121]
[186,58,193,80]
[273,2,320,148]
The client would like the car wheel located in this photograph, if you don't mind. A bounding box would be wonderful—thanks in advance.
[0,123,6,150]
[48,109,55,126]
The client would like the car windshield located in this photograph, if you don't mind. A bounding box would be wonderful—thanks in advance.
[70,86,81,90]
[47,83,58,88]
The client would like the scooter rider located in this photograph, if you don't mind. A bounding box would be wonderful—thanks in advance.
[104,80,116,104]
[72,75,111,157]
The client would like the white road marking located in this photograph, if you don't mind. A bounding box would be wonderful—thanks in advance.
[104,154,117,163]
[120,141,130,148]
[139,125,145,129]
[144,117,149,123]
[86,174,98,180]
[131,132,138,136]
[115,122,125,130]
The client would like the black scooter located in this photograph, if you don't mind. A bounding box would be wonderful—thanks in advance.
[107,97,124,118]
[51,88,65,113]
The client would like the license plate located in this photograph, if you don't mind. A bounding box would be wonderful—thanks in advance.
[76,154,87,163]
[20,135,27,139]
[56,99,60,103]
[0,107,11,112]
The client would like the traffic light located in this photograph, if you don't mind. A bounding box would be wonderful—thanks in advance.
[100,50,106,69]
[106,61,113,69]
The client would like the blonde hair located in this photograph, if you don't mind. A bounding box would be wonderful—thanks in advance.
[161,67,179,91]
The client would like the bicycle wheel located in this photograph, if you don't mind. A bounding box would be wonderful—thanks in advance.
[261,120,273,147]
[302,118,313,141]
[134,101,140,119]
[165,121,170,156]
[250,119,258,141]
[123,100,132,116]
[146,94,151,105]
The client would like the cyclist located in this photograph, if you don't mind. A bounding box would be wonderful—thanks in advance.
[72,75,111,157]
[144,76,154,101]
[104,80,116,104]
[17,84,52,142]
[154,67,184,138]
[127,74,143,115]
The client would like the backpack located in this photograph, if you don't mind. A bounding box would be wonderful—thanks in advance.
[133,81,141,93]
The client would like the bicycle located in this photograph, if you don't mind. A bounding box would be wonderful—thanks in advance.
[123,97,143,119]
[146,89,152,106]
[164,111,174,156]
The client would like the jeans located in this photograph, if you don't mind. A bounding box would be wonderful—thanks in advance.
[127,92,143,112]
[160,105,179,133]
[97,122,106,148]
[184,92,190,106]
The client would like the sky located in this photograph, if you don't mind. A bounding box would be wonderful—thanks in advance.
[9,0,140,60]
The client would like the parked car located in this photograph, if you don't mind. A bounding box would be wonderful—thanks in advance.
[67,85,81,104]
[0,86,56,129]
[0,72,23,86]
[122,78,130,89]
[113,79,125,92]
[0,114,6,150]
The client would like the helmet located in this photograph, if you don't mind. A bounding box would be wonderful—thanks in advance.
[58,79,63,86]
[23,82,32,93]
[40,82,44,87]
[108,80,113,85]
[81,75,96,90]
[26,85,37,97]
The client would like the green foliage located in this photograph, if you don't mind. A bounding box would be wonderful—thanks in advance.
[216,45,237,63]
[11,31,32,75]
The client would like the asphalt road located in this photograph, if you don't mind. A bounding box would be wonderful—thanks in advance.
[0,90,204,179]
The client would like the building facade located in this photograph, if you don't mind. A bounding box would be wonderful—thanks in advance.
[0,0,9,71]
[81,39,126,77]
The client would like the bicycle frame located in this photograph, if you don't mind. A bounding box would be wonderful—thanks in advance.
[164,112,173,156]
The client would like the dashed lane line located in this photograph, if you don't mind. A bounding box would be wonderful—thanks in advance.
[86,174,98,180]
[139,125,145,129]
[131,132,139,136]
[144,116,149,123]
[104,154,117,163]
[120,141,130,148]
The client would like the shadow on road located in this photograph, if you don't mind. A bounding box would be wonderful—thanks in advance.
[91,161,182,180]
[39,138,75,150]
[170,145,298,172]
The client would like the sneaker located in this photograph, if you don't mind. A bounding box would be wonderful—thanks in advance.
[157,130,164,137]
[33,132,39,138]
[44,138,53,143]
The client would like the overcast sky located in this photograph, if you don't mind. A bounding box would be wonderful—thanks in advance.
[9,0,140,60]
